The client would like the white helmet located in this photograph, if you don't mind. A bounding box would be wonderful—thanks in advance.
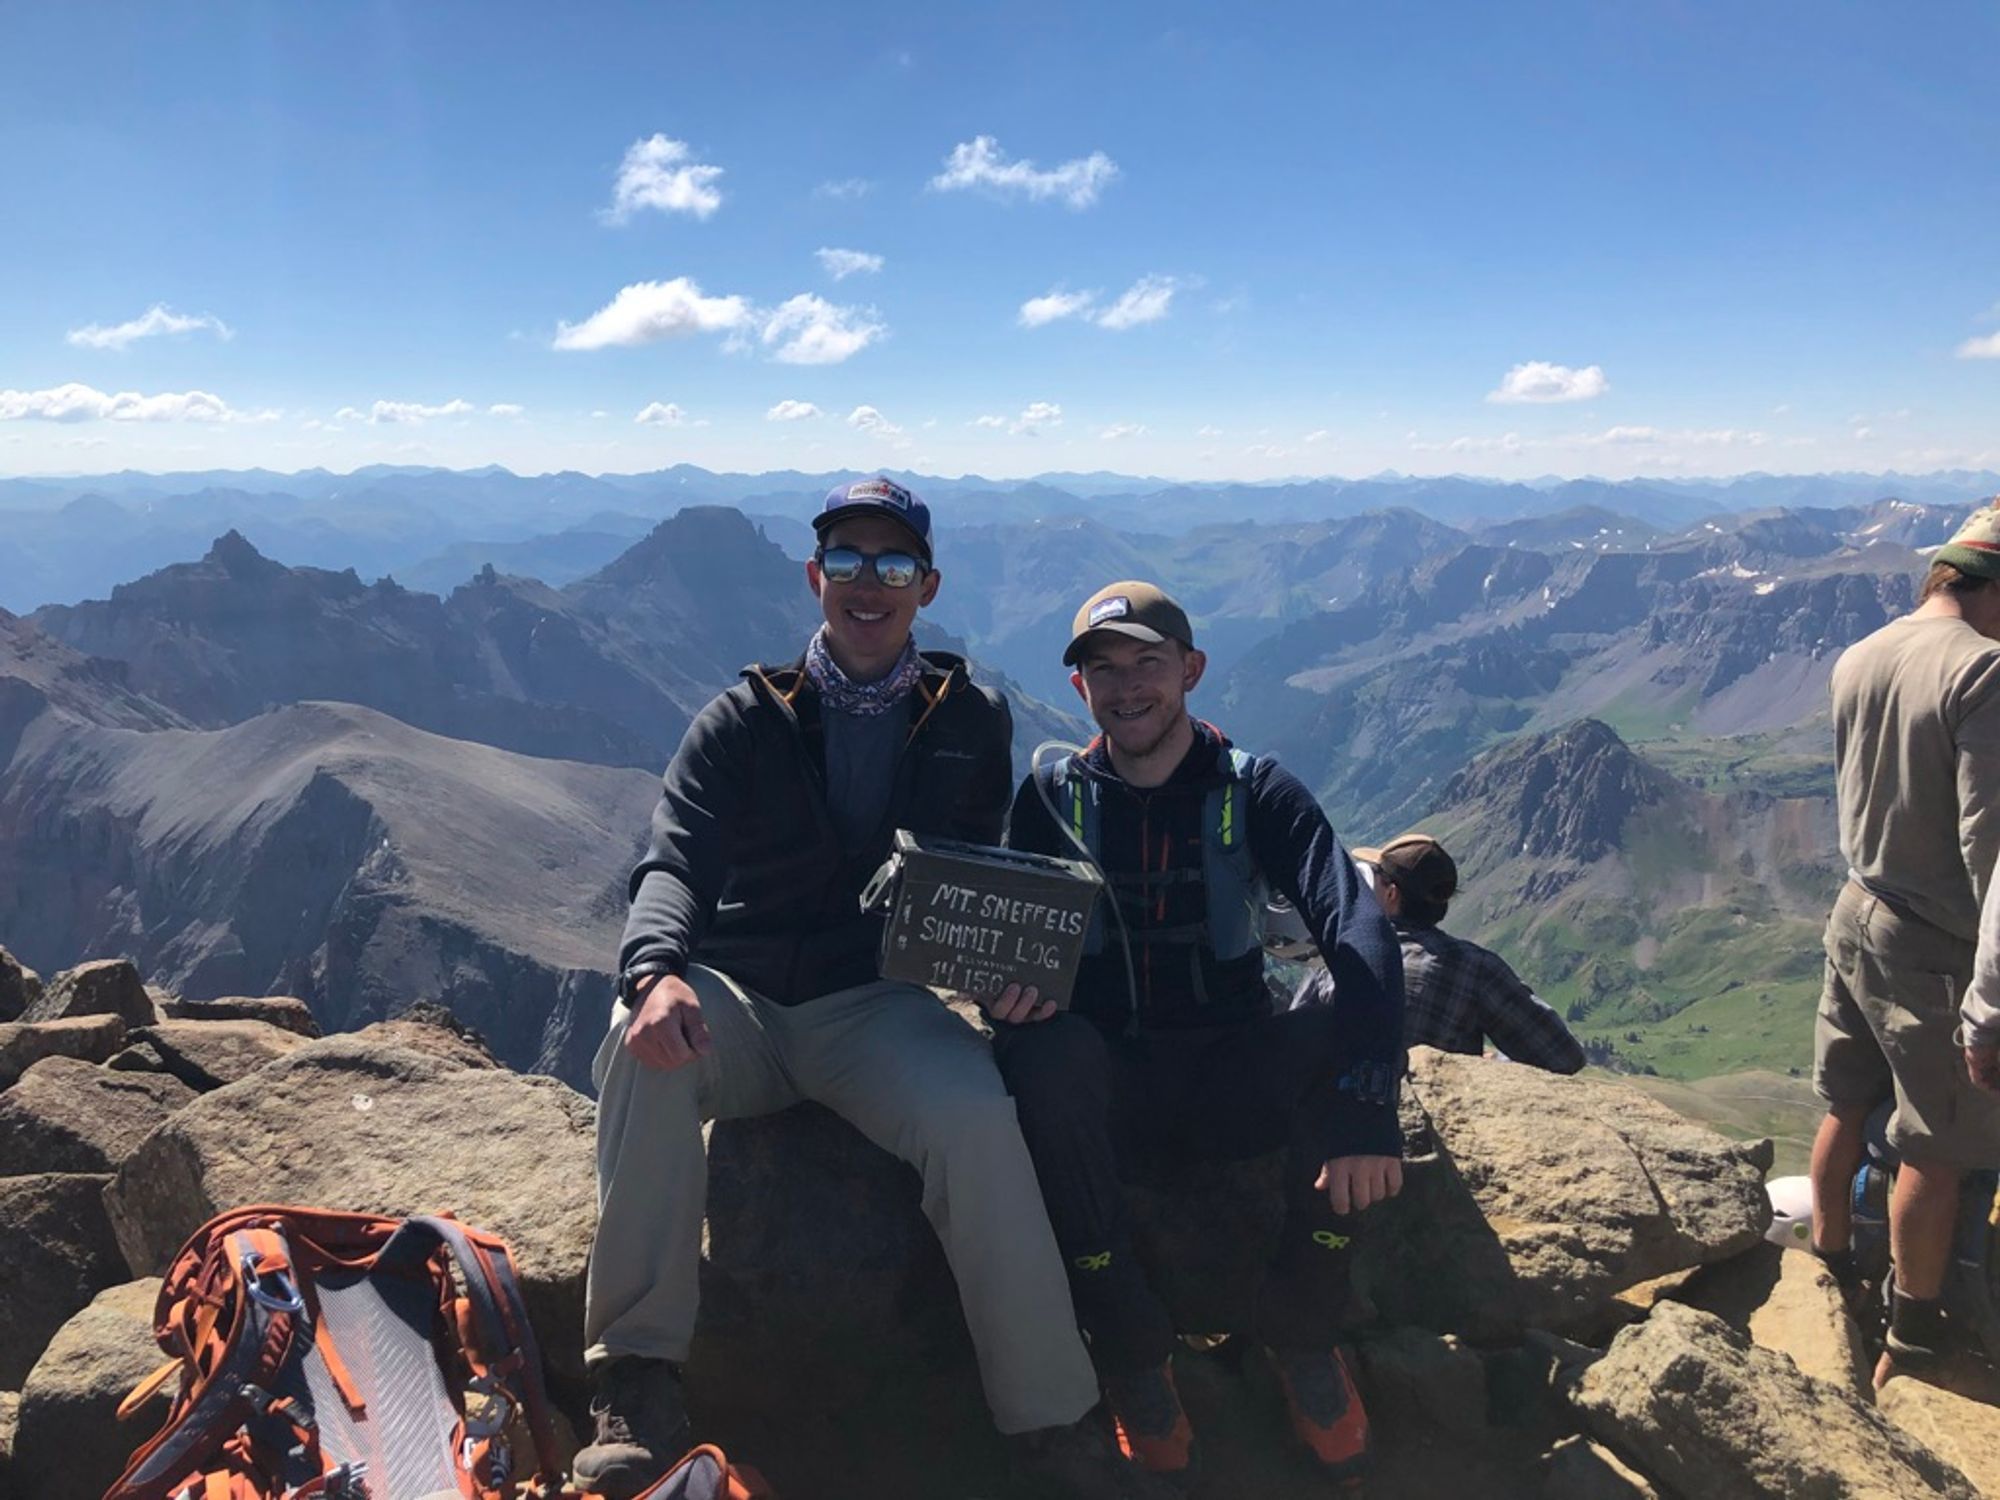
[1765,1175,1815,1250]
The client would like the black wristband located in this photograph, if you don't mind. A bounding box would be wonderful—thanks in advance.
[618,961,681,1005]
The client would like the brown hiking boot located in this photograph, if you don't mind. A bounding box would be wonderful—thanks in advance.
[1009,1412,1185,1499]
[573,1356,692,1500]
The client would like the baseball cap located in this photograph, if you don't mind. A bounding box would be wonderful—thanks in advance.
[1352,833,1459,909]
[1063,581,1196,666]
[1935,499,2000,583]
[814,476,932,563]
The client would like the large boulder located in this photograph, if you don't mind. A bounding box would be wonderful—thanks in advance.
[0,948,39,1024]
[1879,1376,2000,1498]
[106,1019,309,1091]
[104,1034,597,1385]
[10,1279,164,1500]
[1670,1242,1871,1400]
[0,1388,17,1496]
[1570,1301,1978,1499]
[0,1057,195,1175]
[20,960,158,1029]
[0,1175,129,1387]
[157,993,320,1037]
[0,1014,129,1089]
[1359,1049,1772,1337]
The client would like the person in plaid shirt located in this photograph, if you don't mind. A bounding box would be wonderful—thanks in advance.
[1352,834,1585,1074]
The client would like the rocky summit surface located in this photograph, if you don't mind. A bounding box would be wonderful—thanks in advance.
[0,957,1994,1498]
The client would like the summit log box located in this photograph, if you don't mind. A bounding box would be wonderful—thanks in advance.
[862,831,1104,1005]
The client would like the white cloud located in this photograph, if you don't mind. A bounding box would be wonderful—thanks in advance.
[488,403,526,418]
[971,414,1007,428]
[1486,361,1610,404]
[930,135,1119,209]
[591,410,610,419]
[846,405,904,438]
[66,304,233,351]
[761,294,884,365]
[1099,422,1146,440]
[1019,275,1179,330]
[1012,401,1062,435]
[553,277,752,351]
[1019,288,1098,327]
[1957,331,2000,359]
[1304,429,1330,445]
[603,134,724,223]
[816,247,884,280]
[1095,275,1177,330]
[814,177,873,200]
[334,398,475,425]
[0,383,253,423]
[635,402,691,427]
[1196,424,1223,438]
[766,399,823,422]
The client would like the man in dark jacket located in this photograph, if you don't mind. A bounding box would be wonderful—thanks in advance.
[985,581,1406,1488]
[579,482,1169,1500]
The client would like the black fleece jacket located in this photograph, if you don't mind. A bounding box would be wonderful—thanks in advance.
[1007,721,1407,1157]
[619,649,1013,1004]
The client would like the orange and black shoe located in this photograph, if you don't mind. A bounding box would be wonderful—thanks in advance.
[1268,1345,1369,1485]
[1102,1360,1197,1486]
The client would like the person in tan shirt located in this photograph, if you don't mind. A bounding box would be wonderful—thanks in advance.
[1810,500,2000,1385]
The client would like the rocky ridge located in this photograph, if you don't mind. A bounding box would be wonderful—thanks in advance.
[1,948,1992,1500]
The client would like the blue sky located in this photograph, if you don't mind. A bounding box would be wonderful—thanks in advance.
[2,1,1997,481]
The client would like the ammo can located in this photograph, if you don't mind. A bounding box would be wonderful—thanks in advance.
[861,830,1104,1006]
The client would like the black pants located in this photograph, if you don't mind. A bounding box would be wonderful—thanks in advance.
[993,1006,1363,1377]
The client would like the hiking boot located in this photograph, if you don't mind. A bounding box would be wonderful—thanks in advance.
[573,1356,692,1500]
[1102,1361,1196,1483]
[1268,1346,1369,1483]
[1009,1413,1185,1499]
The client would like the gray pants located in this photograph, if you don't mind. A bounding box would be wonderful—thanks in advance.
[583,965,1100,1434]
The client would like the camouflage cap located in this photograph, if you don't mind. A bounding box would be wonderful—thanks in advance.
[1936,499,2000,582]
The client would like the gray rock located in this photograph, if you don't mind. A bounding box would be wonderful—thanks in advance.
[1571,1301,1978,1499]
[104,1035,597,1386]
[0,1175,129,1388]
[10,1279,164,1500]
[1670,1242,1871,1400]
[1357,1327,1489,1439]
[157,993,320,1037]
[1361,1049,1773,1337]
[105,1019,309,1091]
[1543,1435,1662,1500]
[0,1014,128,1089]
[1879,1375,2000,1499]
[20,960,158,1029]
[0,948,39,1025]
[0,1057,195,1174]
[0,1388,18,1495]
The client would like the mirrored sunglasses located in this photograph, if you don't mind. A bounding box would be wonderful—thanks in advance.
[816,546,928,589]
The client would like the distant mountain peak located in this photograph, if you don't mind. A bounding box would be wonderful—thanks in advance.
[203,529,279,579]
[1434,717,1677,869]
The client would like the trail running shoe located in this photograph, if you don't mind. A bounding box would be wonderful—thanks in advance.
[1268,1345,1369,1484]
[572,1356,693,1500]
[1010,1413,1186,1499]
[1102,1360,1196,1484]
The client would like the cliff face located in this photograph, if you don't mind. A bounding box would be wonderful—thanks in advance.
[0,696,656,1087]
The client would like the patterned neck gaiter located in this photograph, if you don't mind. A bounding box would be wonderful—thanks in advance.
[804,626,924,716]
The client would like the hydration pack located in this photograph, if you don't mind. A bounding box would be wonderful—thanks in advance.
[1041,744,1265,964]
[104,1204,770,1500]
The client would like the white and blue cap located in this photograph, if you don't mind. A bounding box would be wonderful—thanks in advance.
[814,476,932,563]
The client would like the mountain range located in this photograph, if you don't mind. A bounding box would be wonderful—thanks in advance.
[4,463,1996,1087]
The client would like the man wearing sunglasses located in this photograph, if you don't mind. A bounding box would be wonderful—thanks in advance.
[580,479,1171,1500]
[980,581,1405,1489]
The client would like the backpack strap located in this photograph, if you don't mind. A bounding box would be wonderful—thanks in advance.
[376,1214,565,1484]
[106,1225,312,1500]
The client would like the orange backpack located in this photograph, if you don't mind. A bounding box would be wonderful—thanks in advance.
[104,1205,770,1500]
